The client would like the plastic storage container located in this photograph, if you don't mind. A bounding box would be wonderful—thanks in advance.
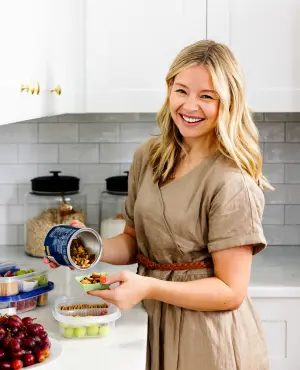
[24,171,87,257]
[99,172,128,240]
[53,296,121,339]
[0,282,54,314]
[0,262,49,296]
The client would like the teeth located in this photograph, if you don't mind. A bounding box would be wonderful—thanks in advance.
[182,115,204,123]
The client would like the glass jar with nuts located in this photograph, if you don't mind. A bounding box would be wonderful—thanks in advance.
[24,171,87,258]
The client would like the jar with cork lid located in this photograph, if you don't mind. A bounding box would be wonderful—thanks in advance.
[24,171,87,257]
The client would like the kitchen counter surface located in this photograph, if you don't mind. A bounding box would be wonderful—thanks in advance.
[0,245,300,369]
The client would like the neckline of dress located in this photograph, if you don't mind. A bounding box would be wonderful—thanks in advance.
[157,150,221,191]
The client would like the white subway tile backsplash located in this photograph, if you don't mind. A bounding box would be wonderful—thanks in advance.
[100,143,140,163]
[39,123,78,143]
[0,145,18,163]
[120,123,158,142]
[0,225,19,245]
[0,124,37,143]
[0,185,19,205]
[0,205,23,225]
[59,144,99,163]
[79,164,120,183]
[79,123,119,143]
[0,165,37,184]
[19,144,58,164]
[86,205,100,226]
[82,184,105,204]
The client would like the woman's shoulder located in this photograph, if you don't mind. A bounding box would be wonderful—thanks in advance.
[210,152,265,201]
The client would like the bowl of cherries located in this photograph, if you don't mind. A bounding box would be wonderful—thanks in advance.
[0,314,51,369]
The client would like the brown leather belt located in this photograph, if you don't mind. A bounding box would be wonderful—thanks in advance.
[136,253,213,271]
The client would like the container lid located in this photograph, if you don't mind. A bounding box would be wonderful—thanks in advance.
[105,171,129,194]
[31,171,80,195]
[53,296,121,326]
[0,282,54,302]
[0,262,48,283]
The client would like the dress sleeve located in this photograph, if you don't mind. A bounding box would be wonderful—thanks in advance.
[207,172,267,255]
[123,159,137,227]
[123,140,149,228]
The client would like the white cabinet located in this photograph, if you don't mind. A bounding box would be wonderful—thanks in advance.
[0,0,84,126]
[85,0,207,113]
[207,0,300,112]
[252,297,300,370]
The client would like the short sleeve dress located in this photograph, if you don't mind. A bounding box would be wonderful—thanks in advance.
[123,139,269,370]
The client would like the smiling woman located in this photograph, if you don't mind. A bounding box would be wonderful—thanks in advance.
[45,39,272,370]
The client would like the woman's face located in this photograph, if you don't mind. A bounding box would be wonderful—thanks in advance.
[169,65,220,141]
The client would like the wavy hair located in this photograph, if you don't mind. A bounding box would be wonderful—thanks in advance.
[149,40,273,190]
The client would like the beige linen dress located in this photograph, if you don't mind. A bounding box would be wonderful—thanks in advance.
[123,139,269,370]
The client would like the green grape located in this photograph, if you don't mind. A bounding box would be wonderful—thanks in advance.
[74,327,87,337]
[98,325,111,337]
[60,322,69,329]
[64,327,74,338]
[87,324,99,336]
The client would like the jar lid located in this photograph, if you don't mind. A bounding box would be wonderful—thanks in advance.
[105,171,129,194]
[30,171,80,195]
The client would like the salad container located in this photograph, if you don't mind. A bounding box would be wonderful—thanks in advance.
[0,281,54,314]
[53,296,121,339]
[0,262,49,296]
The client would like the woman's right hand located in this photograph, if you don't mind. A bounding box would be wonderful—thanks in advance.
[43,220,87,269]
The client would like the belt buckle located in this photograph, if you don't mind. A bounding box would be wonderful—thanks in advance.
[150,261,156,270]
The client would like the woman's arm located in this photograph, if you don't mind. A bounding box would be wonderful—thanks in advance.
[101,224,138,265]
[147,245,253,311]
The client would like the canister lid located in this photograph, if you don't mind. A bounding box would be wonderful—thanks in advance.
[31,171,80,195]
[105,171,129,194]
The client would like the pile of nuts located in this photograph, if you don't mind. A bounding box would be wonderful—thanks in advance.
[60,303,108,311]
[70,239,96,269]
[80,272,107,285]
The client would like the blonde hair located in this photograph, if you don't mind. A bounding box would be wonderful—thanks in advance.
[149,40,273,190]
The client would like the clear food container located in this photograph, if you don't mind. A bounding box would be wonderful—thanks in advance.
[0,262,49,296]
[0,281,54,314]
[53,296,121,339]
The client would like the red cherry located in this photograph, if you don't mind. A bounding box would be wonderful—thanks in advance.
[11,359,23,370]
[0,361,12,370]
[23,354,35,367]
[40,345,50,359]
[35,350,45,363]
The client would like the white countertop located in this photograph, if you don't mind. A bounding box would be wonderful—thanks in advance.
[0,248,148,370]
[1,246,300,369]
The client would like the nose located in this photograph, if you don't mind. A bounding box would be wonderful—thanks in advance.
[183,94,200,112]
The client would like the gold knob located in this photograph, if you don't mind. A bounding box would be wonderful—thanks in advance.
[50,85,62,95]
[20,82,40,95]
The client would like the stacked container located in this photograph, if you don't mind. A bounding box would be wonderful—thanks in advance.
[0,262,54,314]
[53,296,121,339]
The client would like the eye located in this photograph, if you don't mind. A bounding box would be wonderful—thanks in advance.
[175,89,186,95]
[201,94,213,100]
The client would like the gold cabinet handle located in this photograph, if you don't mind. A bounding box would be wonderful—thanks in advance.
[20,82,40,95]
[49,85,62,95]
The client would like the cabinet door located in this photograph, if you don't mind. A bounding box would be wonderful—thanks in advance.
[207,0,300,112]
[39,0,85,116]
[0,1,44,125]
[86,0,207,113]
[252,298,300,370]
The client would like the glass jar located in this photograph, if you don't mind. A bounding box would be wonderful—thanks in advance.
[99,172,128,240]
[24,171,87,258]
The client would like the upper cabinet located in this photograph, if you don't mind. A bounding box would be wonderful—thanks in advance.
[207,0,300,112]
[85,0,207,113]
[0,0,84,126]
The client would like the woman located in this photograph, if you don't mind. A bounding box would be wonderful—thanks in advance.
[45,40,271,370]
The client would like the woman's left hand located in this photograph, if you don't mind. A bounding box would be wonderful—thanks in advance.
[87,271,152,310]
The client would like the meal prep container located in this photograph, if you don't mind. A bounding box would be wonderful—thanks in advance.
[53,296,121,339]
[0,262,49,296]
[0,281,54,314]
